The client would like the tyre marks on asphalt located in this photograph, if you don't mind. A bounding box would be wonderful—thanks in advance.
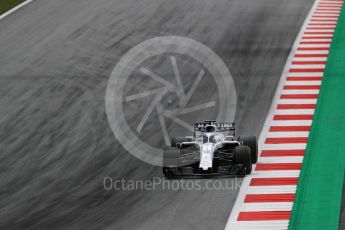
[225,0,344,229]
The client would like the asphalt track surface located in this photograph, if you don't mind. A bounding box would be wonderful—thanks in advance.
[0,0,313,229]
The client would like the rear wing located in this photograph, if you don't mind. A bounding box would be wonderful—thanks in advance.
[194,121,235,132]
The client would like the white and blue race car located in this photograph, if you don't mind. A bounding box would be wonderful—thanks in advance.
[162,120,258,178]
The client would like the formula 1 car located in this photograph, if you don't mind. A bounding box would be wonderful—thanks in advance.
[162,120,258,178]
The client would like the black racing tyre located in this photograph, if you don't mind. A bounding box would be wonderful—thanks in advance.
[162,167,174,177]
[171,137,189,147]
[240,136,258,164]
[162,147,180,176]
[234,146,252,174]
[171,137,177,147]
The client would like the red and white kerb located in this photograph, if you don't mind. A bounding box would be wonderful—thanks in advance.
[225,0,344,229]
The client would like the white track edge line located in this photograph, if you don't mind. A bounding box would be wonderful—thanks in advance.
[0,0,33,21]
[224,0,321,229]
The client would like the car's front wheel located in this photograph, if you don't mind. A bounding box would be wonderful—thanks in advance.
[234,146,252,174]
[162,147,180,177]
[240,136,258,164]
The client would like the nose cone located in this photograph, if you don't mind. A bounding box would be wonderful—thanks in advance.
[199,143,214,170]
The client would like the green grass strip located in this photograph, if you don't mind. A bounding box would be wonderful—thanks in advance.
[0,0,26,15]
[288,3,345,230]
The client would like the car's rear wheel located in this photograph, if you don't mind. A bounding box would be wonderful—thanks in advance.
[171,137,191,147]
[234,146,252,174]
[240,136,258,163]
